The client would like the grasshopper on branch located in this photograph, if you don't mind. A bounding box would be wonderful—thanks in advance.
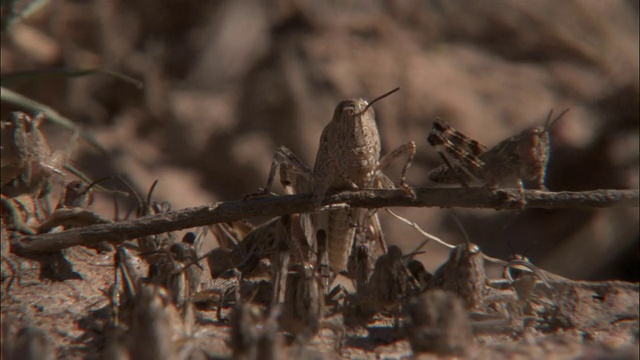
[252,88,416,275]
[427,109,569,190]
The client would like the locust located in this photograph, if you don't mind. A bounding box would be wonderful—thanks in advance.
[253,88,415,274]
[427,109,569,190]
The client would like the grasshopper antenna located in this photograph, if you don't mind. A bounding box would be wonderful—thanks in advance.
[116,175,145,219]
[543,108,570,132]
[78,176,114,196]
[146,179,160,210]
[449,209,472,252]
[360,87,400,114]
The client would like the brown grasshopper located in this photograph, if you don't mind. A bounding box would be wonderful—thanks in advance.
[193,267,242,322]
[254,88,416,274]
[230,302,283,360]
[1,112,66,197]
[207,216,297,280]
[35,179,113,235]
[346,245,422,326]
[404,289,473,356]
[279,262,344,354]
[429,242,488,309]
[430,242,541,334]
[279,263,325,342]
[129,285,177,360]
[146,232,205,308]
[427,109,569,190]
[109,246,188,359]
[1,112,69,234]
[265,214,343,352]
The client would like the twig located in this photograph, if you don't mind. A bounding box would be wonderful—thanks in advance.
[10,188,638,255]
[384,208,455,250]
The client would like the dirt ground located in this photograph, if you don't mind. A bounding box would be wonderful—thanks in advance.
[1,0,639,359]
[1,235,638,359]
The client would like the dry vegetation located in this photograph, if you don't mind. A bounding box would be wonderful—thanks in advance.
[1,0,639,359]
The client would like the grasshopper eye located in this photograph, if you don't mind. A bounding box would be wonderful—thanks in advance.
[467,243,480,254]
[342,105,356,118]
[333,100,356,120]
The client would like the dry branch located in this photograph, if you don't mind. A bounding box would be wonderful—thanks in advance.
[10,188,638,255]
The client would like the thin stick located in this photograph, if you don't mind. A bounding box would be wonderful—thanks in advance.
[10,188,639,255]
[384,208,455,251]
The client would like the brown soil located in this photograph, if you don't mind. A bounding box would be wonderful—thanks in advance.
[1,242,638,359]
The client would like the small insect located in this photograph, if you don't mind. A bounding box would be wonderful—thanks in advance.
[132,180,176,254]
[230,302,282,360]
[1,112,69,234]
[270,216,294,307]
[404,289,472,356]
[347,245,422,325]
[35,178,113,235]
[254,215,344,350]
[146,232,204,307]
[279,262,344,354]
[429,243,487,309]
[193,267,242,322]
[129,285,177,360]
[1,112,66,197]
[427,109,569,190]
[111,246,144,324]
[347,210,388,290]
[110,246,184,359]
[279,263,324,343]
[55,178,108,209]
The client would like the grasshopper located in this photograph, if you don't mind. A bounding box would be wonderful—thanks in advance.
[427,109,569,190]
[254,88,415,274]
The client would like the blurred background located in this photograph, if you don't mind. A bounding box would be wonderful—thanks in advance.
[2,0,638,281]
